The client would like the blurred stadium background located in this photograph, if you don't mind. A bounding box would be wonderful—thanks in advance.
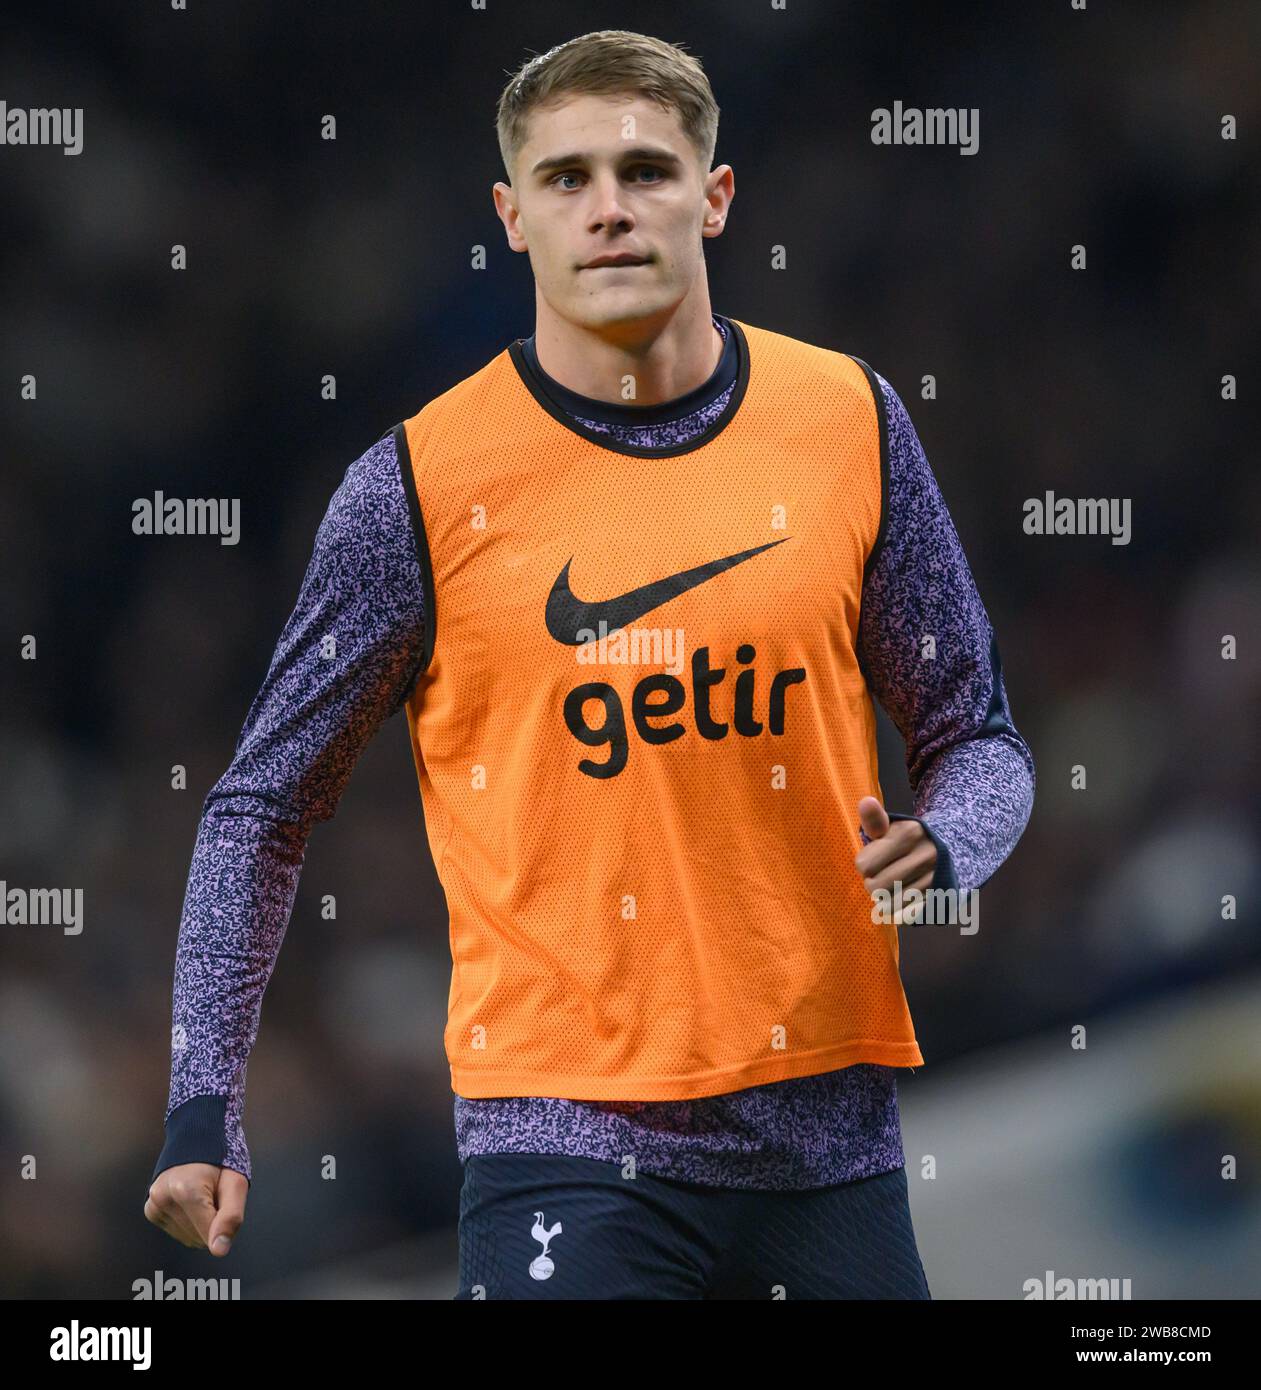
[1,1,1257,1298]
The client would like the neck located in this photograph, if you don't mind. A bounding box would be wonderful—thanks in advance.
[531,290,723,407]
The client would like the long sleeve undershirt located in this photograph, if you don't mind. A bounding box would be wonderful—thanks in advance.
[151,315,1034,1192]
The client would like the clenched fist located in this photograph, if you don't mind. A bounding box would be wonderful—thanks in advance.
[854,795,938,925]
[144,1163,246,1257]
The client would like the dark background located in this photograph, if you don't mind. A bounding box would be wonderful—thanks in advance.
[1,1,1258,1297]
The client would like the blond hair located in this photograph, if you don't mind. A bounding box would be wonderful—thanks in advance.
[496,30,720,183]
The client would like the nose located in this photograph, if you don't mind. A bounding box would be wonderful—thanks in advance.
[585,173,635,235]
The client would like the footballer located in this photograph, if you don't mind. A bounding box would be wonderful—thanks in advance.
[144,29,1035,1299]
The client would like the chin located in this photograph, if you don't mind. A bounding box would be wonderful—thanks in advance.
[567,287,669,331]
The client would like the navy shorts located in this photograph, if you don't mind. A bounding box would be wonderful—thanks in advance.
[454,1152,931,1300]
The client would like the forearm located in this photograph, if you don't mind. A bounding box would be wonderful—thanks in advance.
[150,427,428,1187]
[908,733,1034,893]
[153,801,308,1183]
[857,371,1036,894]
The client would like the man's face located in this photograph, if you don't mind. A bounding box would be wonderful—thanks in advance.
[493,92,731,334]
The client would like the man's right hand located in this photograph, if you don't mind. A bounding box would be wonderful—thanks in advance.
[144,1163,247,1256]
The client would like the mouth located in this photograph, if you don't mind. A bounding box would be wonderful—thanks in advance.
[581,256,650,269]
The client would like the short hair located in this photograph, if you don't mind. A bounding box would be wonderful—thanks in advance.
[496,29,720,183]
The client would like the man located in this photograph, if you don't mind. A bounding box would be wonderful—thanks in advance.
[145,29,1034,1299]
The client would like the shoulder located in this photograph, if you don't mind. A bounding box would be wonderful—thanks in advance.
[838,365,929,487]
[730,319,889,428]
[397,343,520,456]
[309,428,427,592]
[851,369,954,586]
[323,428,405,534]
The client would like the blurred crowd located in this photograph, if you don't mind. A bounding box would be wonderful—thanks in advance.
[1,1,1257,1296]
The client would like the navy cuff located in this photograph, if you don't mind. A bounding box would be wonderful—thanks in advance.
[884,812,960,894]
[150,1094,240,1189]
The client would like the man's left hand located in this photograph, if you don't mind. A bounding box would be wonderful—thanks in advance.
[855,795,937,925]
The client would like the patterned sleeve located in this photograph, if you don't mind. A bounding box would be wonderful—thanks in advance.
[150,429,426,1187]
[854,373,1035,894]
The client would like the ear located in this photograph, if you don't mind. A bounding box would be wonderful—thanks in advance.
[701,164,734,240]
[492,181,528,253]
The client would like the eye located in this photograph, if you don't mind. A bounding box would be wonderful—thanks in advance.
[547,166,667,190]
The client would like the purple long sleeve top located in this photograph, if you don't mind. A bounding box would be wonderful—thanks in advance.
[151,315,1035,1192]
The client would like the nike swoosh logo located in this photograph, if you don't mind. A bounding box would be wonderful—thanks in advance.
[546,538,790,645]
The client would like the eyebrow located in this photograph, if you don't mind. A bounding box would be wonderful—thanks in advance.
[529,146,685,177]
